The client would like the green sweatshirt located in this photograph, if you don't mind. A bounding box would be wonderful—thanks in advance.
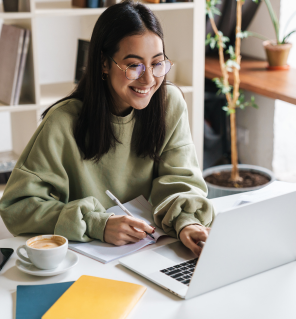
[0,85,214,242]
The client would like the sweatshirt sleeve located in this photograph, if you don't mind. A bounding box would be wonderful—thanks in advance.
[0,168,113,242]
[150,89,215,239]
[0,103,113,242]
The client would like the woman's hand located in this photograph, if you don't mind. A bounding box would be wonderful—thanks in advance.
[179,224,211,256]
[104,215,155,246]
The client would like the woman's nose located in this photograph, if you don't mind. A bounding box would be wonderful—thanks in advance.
[139,66,154,84]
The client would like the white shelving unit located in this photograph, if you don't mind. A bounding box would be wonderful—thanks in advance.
[0,0,205,172]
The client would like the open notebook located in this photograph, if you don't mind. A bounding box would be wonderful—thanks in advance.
[68,195,166,263]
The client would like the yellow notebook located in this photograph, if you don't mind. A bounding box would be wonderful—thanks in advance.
[42,275,146,319]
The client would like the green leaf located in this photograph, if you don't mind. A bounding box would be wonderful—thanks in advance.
[239,94,245,103]
[252,0,259,3]
[282,30,296,43]
[264,0,280,43]
[252,103,259,109]
[222,106,229,112]
[245,31,270,41]
[251,96,255,102]
[225,59,241,72]
[236,31,250,39]
[226,45,236,60]
[227,108,236,115]
[210,39,216,49]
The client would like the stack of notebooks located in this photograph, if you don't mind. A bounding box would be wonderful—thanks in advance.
[0,24,30,106]
[15,275,146,319]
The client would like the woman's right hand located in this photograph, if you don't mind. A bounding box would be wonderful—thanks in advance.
[103,215,155,246]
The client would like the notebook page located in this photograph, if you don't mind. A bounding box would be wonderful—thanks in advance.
[69,195,166,263]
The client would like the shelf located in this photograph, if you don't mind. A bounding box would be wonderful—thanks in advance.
[0,12,33,19]
[35,0,194,16]
[205,56,296,105]
[0,151,18,173]
[0,3,32,19]
[0,103,43,113]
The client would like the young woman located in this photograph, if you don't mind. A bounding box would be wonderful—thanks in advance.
[0,0,214,256]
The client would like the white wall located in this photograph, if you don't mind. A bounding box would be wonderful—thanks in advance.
[238,0,281,170]
[273,0,296,182]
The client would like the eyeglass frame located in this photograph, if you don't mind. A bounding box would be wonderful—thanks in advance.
[107,54,174,80]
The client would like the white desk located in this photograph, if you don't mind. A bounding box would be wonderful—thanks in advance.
[1,181,296,319]
[1,235,296,319]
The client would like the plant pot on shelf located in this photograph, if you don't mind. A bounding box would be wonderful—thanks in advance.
[203,164,276,199]
[263,40,292,70]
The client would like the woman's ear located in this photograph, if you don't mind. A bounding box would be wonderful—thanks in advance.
[101,52,109,75]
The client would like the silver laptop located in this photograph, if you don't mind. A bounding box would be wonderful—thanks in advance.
[119,191,296,299]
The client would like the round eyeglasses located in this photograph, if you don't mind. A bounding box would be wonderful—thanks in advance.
[109,55,174,80]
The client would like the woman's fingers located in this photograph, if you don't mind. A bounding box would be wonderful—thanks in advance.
[127,216,155,234]
[179,224,211,256]
[113,233,141,246]
[104,215,155,245]
[183,235,203,256]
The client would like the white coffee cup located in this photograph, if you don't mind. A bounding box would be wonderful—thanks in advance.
[16,235,68,270]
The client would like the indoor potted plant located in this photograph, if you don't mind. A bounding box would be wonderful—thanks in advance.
[239,0,296,69]
[203,0,275,198]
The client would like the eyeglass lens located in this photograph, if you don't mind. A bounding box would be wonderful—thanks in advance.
[126,60,171,80]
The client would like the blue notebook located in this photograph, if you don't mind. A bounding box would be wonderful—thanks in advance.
[16,281,74,319]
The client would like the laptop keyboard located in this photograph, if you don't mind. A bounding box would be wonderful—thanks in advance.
[159,258,198,286]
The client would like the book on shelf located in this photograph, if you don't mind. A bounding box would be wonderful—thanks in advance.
[75,39,90,84]
[0,24,30,106]
[100,0,116,7]
[14,29,30,105]
[18,0,31,12]
[72,0,87,7]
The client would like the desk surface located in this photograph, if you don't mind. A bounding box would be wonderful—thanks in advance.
[205,56,296,105]
[1,235,296,319]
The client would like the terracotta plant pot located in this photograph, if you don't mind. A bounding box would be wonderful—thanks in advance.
[263,40,292,69]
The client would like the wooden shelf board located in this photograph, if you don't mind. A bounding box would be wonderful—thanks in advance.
[35,0,194,16]
[0,151,18,173]
[205,56,296,105]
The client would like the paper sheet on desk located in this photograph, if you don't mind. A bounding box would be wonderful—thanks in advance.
[212,181,296,214]
[69,195,166,263]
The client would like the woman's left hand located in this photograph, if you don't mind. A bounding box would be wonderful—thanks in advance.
[179,224,211,256]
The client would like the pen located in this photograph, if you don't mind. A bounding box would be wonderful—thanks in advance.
[105,190,155,241]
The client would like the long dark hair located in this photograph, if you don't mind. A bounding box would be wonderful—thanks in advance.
[42,0,167,162]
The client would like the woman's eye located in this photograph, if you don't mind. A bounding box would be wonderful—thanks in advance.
[153,61,163,67]
[129,64,141,68]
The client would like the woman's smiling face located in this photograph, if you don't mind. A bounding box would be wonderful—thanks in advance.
[103,30,165,116]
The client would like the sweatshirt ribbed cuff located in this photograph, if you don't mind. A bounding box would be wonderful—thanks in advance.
[174,211,202,239]
[84,211,114,242]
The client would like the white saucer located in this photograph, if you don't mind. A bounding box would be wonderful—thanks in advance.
[15,250,79,276]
